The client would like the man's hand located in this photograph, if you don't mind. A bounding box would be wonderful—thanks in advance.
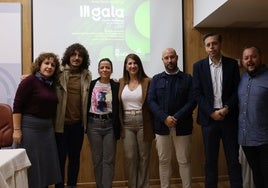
[218,107,229,117]
[164,116,177,128]
[210,110,224,121]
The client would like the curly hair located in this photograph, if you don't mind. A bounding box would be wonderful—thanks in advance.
[61,43,90,70]
[122,53,148,83]
[31,52,60,81]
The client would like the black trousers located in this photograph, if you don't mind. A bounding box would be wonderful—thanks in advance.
[55,123,84,187]
[243,144,268,188]
[202,119,242,188]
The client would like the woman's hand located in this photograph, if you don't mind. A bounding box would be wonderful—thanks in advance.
[13,129,22,144]
[20,74,29,80]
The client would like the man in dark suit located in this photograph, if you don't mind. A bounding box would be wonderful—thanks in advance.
[192,33,242,188]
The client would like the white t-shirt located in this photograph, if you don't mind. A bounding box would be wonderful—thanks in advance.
[121,84,142,110]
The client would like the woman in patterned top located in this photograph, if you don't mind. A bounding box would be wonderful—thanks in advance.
[87,58,120,188]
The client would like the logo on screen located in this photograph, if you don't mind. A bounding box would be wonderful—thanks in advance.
[80,5,124,21]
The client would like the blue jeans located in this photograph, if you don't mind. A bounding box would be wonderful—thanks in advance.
[87,117,116,188]
[55,123,84,188]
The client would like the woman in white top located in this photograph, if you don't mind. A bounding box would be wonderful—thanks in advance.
[118,54,154,188]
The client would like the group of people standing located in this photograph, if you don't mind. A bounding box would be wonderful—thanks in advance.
[13,43,92,188]
[193,33,268,188]
[12,32,268,188]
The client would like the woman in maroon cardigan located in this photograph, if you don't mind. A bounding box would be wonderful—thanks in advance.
[13,52,61,188]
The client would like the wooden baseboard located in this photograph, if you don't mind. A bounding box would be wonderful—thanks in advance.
[59,175,229,187]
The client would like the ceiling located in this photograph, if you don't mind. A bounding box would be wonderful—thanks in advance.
[195,0,268,28]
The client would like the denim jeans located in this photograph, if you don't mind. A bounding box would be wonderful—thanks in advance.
[87,117,116,188]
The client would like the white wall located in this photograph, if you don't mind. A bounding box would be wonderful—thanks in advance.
[193,0,228,27]
[0,3,22,108]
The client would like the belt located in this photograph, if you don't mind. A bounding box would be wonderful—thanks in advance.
[124,110,142,115]
[89,113,112,119]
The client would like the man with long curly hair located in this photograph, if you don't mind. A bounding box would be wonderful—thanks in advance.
[54,43,92,188]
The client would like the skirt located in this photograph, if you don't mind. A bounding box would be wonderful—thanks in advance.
[19,114,61,188]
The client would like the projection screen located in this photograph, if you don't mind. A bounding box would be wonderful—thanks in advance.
[32,0,184,79]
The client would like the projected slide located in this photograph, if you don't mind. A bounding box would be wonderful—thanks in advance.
[33,0,183,79]
[76,0,150,62]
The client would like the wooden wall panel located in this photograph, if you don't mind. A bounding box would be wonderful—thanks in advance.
[3,0,268,185]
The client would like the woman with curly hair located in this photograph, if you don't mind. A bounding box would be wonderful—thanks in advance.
[13,52,61,188]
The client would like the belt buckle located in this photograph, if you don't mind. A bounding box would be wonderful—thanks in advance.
[101,113,111,119]
[100,114,106,119]
[104,114,109,119]
[131,110,135,115]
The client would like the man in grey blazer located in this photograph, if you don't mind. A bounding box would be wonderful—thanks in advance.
[192,33,242,188]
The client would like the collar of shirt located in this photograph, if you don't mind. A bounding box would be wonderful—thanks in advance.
[165,69,180,75]
[209,56,222,68]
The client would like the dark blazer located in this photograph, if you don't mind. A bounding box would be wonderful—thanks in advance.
[118,77,155,141]
[192,56,240,126]
[147,71,196,136]
[87,78,121,140]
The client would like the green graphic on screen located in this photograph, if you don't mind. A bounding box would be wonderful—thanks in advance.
[71,0,150,62]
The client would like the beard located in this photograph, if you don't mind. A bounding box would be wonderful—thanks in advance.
[165,63,178,72]
[247,64,265,77]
